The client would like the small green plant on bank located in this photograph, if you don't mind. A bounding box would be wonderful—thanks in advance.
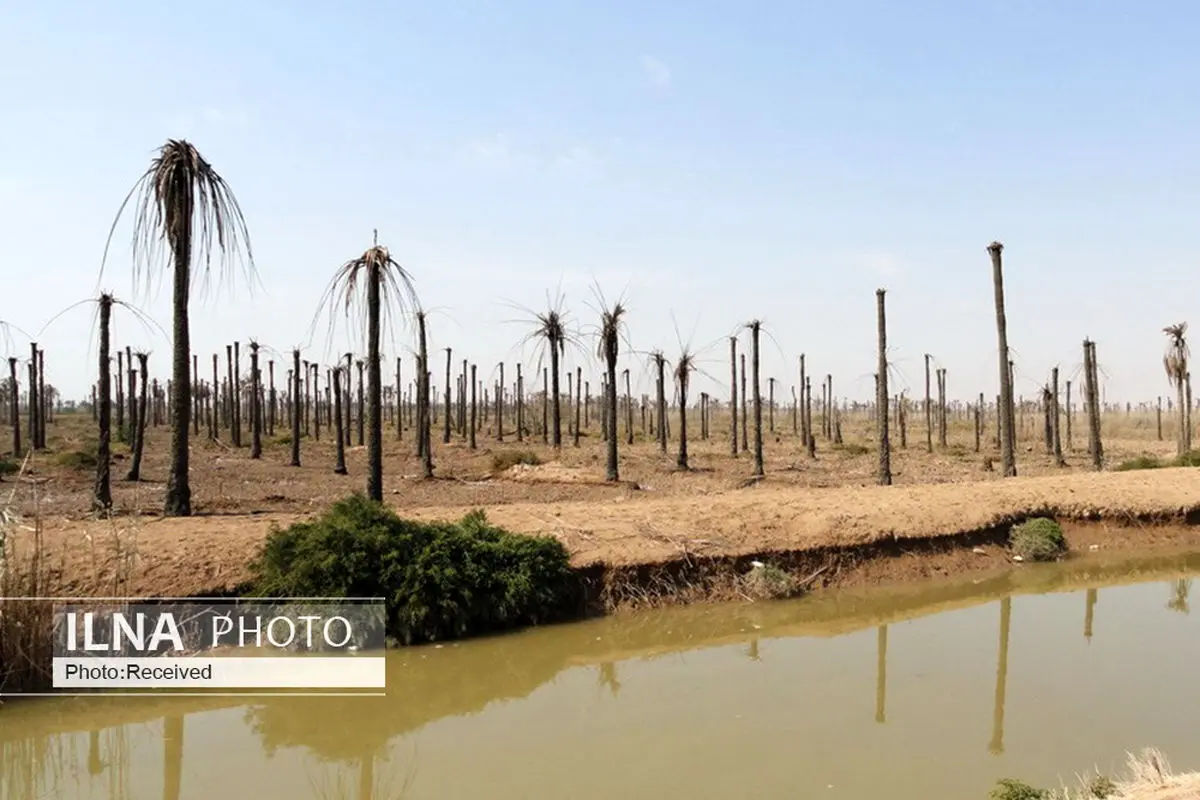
[1010,517,1066,562]
[739,561,798,600]
[1086,775,1116,798]
[990,779,1048,800]
[491,450,542,473]
[249,494,577,645]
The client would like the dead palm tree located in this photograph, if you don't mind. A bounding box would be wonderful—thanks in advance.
[511,292,575,448]
[103,139,255,516]
[988,241,1017,477]
[126,351,151,480]
[314,232,419,502]
[1163,323,1189,458]
[95,295,114,509]
[596,297,628,482]
[674,349,697,470]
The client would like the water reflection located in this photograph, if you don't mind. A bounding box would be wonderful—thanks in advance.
[2,547,1200,799]
[875,625,888,724]
[598,662,621,698]
[1085,588,1097,641]
[989,597,1011,756]
[1168,579,1191,614]
[164,715,183,800]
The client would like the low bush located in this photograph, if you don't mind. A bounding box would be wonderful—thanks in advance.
[55,444,98,471]
[834,442,870,456]
[1010,517,1066,562]
[990,779,1047,800]
[739,562,798,600]
[491,450,542,473]
[0,458,17,480]
[1175,450,1200,467]
[249,494,578,645]
[1114,455,1161,471]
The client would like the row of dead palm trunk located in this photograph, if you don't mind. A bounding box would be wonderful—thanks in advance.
[76,139,1194,515]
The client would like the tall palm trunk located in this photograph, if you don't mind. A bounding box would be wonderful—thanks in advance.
[28,342,40,450]
[1178,374,1188,457]
[366,265,384,501]
[127,353,150,480]
[750,322,764,477]
[605,352,618,481]
[442,348,452,445]
[988,241,1017,477]
[729,338,738,456]
[356,360,365,447]
[94,295,114,510]
[574,366,582,447]
[8,357,19,456]
[550,343,562,448]
[418,313,433,478]
[677,370,689,470]
[164,212,194,515]
[333,367,348,475]
[876,290,891,486]
[249,343,262,459]
[267,360,276,435]
[290,349,301,467]
[469,363,477,450]
[657,354,668,454]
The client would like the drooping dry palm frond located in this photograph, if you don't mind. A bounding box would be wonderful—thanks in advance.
[101,139,256,299]
[311,233,420,354]
[504,289,583,372]
[673,348,697,401]
[1163,322,1189,387]
[597,301,627,365]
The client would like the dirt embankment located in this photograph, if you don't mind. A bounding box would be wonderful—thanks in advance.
[10,467,1200,602]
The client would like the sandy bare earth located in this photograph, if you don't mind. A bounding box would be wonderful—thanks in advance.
[9,467,1200,598]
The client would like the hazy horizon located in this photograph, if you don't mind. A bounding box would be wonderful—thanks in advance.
[3,1,1198,406]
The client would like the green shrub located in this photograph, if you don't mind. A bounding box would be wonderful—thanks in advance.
[1010,517,1066,562]
[0,458,17,480]
[491,450,542,473]
[1115,455,1161,471]
[55,446,98,471]
[248,494,578,645]
[1175,450,1200,467]
[990,779,1047,800]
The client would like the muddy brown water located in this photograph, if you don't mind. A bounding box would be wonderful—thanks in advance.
[2,548,1200,799]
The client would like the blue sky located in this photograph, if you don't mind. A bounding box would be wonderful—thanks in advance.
[2,1,1197,405]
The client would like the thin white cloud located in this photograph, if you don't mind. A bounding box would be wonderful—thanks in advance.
[459,137,608,179]
[200,107,250,127]
[163,107,251,135]
[856,253,904,277]
[554,145,604,179]
[459,134,533,171]
[641,55,673,88]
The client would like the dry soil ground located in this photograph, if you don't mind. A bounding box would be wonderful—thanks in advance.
[4,408,1200,597]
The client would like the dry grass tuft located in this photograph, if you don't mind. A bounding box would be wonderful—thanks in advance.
[0,452,144,696]
[996,748,1200,800]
